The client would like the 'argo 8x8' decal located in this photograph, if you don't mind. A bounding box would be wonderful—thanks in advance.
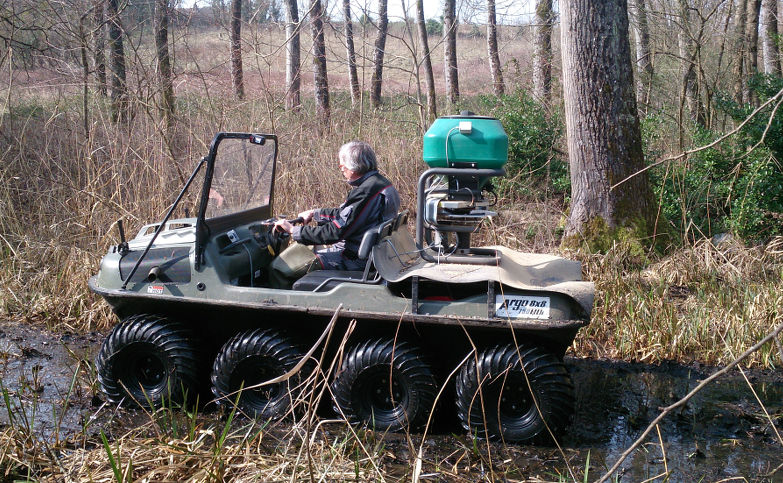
[495,295,551,319]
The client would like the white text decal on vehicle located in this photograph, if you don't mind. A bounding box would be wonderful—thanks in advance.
[495,295,550,319]
[147,285,164,295]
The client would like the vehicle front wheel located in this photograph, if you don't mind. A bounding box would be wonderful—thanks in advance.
[332,339,437,432]
[455,344,574,443]
[95,314,200,408]
[210,329,304,419]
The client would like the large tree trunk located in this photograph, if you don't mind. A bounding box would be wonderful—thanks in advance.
[155,0,175,127]
[762,0,781,75]
[415,0,436,122]
[230,0,245,100]
[343,0,360,106]
[486,0,504,96]
[370,0,388,108]
[93,0,107,97]
[561,0,656,245]
[311,0,330,123]
[629,0,652,112]
[533,0,553,104]
[106,0,128,122]
[284,0,301,111]
[733,0,748,103]
[443,0,459,105]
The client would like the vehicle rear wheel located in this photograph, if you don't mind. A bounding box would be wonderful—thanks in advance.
[96,314,199,408]
[332,339,437,432]
[455,344,574,443]
[211,329,303,419]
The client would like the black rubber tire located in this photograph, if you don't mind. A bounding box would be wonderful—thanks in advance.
[210,328,303,420]
[455,344,574,443]
[332,339,437,432]
[95,314,199,408]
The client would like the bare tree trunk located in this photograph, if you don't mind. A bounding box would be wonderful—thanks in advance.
[155,0,175,127]
[733,0,748,103]
[370,0,388,108]
[284,0,301,111]
[533,0,553,104]
[709,3,735,128]
[762,0,781,75]
[311,0,330,123]
[93,0,107,97]
[443,0,459,105]
[561,0,656,244]
[487,0,504,96]
[629,0,652,112]
[746,0,761,75]
[416,0,436,122]
[343,0,360,106]
[678,0,701,125]
[746,0,762,104]
[780,0,783,74]
[230,0,245,100]
[79,13,90,136]
[106,0,128,122]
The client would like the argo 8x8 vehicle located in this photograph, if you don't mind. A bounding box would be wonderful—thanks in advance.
[90,114,594,443]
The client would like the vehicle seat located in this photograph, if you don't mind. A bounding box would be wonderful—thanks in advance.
[291,211,407,292]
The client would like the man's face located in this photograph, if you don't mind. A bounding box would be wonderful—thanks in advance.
[339,157,361,182]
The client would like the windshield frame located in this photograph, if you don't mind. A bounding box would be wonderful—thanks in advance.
[195,132,277,269]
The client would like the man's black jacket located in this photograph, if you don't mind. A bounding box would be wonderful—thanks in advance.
[292,170,400,256]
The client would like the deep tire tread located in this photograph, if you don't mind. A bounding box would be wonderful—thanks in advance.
[332,338,437,432]
[96,313,199,408]
[210,328,303,420]
[455,343,574,443]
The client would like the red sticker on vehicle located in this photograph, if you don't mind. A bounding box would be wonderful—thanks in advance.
[147,285,164,295]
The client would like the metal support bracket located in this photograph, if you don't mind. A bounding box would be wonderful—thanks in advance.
[411,275,419,315]
[487,280,495,319]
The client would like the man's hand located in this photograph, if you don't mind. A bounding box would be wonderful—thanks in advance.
[273,219,293,234]
[298,209,316,223]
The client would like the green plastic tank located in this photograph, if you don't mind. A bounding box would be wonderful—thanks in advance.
[422,113,508,169]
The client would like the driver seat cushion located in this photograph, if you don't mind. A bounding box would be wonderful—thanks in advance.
[292,270,366,292]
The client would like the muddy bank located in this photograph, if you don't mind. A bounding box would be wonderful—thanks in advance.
[0,320,780,481]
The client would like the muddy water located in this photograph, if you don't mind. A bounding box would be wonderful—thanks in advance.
[564,358,782,481]
[1,321,781,481]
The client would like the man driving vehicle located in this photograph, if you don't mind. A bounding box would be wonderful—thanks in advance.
[270,141,400,287]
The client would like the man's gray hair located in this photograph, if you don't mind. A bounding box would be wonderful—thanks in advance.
[339,141,377,174]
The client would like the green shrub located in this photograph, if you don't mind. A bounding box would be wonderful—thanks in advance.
[650,127,735,241]
[717,74,783,240]
[478,91,567,199]
[425,18,443,36]
[651,74,783,243]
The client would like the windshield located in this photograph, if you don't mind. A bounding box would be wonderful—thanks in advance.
[205,136,275,219]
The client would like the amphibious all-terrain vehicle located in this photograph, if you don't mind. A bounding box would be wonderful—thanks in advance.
[90,114,594,443]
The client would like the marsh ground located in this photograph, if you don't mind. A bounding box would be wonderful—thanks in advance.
[2,320,780,481]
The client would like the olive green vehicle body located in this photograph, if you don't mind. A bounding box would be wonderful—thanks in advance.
[89,132,592,359]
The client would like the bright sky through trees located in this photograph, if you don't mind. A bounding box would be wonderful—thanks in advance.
[185,0,535,23]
